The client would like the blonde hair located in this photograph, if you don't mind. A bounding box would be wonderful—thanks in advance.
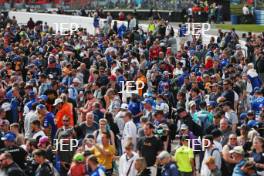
[205,156,215,165]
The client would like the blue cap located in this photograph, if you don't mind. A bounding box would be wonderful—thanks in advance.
[142,98,154,106]
[1,132,16,142]
[208,101,217,108]
[29,91,35,97]
[38,95,48,101]
[36,104,46,110]
[240,112,247,120]
[247,120,258,128]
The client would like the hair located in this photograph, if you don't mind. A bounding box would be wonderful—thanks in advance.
[88,155,99,164]
[10,123,19,129]
[125,111,133,119]
[33,149,47,158]
[135,157,147,170]
[31,120,41,128]
[99,118,107,124]
[3,152,13,160]
[253,136,264,150]
[145,122,155,129]
[104,112,114,124]
[101,132,110,139]
[205,156,216,165]
[203,134,214,144]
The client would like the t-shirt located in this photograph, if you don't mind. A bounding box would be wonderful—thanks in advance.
[91,165,106,176]
[137,136,163,166]
[78,122,98,139]
[0,146,27,169]
[43,112,57,140]
[91,145,115,170]
[175,145,194,172]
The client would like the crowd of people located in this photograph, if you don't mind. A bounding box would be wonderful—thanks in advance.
[0,9,263,176]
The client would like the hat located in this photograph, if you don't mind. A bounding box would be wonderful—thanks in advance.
[1,132,16,142]
[247,120,258,128]
[207,101,217,108]
[36,104,46,110]
[247,110,255,115]
[157,151,171,160]
[211,129,222,138]
[120,103,128,110]
[230,146,244,155]
[38,136,49,146]
[240,113,247,120]
[0,120,10,126]
[72,78,81,84]
[142,98,154,106]
[180,124,188,130]
[1,102,11,111]
[38,95,48,101]
[53,98,63,106]
[188,101,196,107]
[29,91,35,97]
[73,153,85,162]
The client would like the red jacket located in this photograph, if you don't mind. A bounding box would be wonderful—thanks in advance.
[149,46,162,61]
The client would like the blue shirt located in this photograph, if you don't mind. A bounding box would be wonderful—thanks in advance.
[232,159,246,176]
[91,165,106,176]
[162,162,179,176]
[128,100,143,124]
[43,112,57,140]
[251,97,264,113]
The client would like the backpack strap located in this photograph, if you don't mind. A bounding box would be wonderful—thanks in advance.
[210,148,219,156]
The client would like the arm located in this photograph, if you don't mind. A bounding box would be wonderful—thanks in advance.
[222,146,238,164]
[94,144,114,157]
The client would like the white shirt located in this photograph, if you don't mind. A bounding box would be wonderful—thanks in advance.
[24,110,38,139]
[201,147,221,176]
[122,120,137,150]
[119,152,139,176]
[243,6,249,15]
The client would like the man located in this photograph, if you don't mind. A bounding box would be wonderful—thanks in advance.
[0,152,26,176]
[219,118,233,145]
[137,122,163,176]
[206,111,222,134]
[36,104,56,140]
[157,151,178,176]
[54,98,74,129]
[142,98,154,121]
[193,101,213,133]
[76,112,98,140]
[174,135,195,176]
[200,135,221,176]
[230,146,247,176]
[80,90,97,119]
[87,155,106,176]
[10,123,24,146]
[38,74,51,96]
[222,101,238,133]
[221,79,236,110]
[54,115,74,140]
[31,120,46,141]
[68,77,80,104]
[122,112,137,151]
[24,102,38,139]
[119,141,139,176]
[114,103,127,136]
[33,149,57,176]
[0,132,27,169]
[23,91,37,116]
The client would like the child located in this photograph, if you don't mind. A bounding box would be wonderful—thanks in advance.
[68,153,86,176]
[205,156,221,176]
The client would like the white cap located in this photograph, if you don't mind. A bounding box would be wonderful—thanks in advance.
[73,78,81,84]
[1,102,11,111]
[120,103,128,110]
[53,98,63,106]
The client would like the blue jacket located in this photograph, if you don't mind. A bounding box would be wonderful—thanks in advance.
[232,159,246,176]
[161,162,179,176]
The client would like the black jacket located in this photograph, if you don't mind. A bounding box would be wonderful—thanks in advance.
[256,56,264,73]
[137,168,151,176]
[5,162,26,176]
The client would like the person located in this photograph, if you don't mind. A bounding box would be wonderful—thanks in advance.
[219,118,232,145]
[230,146,247,176]
[205,156,221,176]
[87,155,106,176]
[134,157,151,176]
[119,141,139,176]
[54,97,74,129]
[33,149,58,176]
[201,135,221,176]
[24,102,38,139]
[251,136,264,175]
[89,132,115,176]
[137,122,163,175]
[157,150,179,176]
[31,120,46,141]
[10,123,24,146]
[54,115,74,140]
[222,101,238,132]
[0,132,27,169]
[175,135,195,176]
[68,153,86,176]
[122,111,137,151]
[76,112,98,140]
[0,152,26,176]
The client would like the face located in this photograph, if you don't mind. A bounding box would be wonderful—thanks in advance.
[0,155,7,168]
[34,155,41,164]
[223,82,229,90]
[143,125,152,136]
[86,114,94,125]
[101,134,109,145]
[253,138,263,150]
[99,121,107,131]
[62,117,70,126]
[220,120,228,131]
[229,135,237,145]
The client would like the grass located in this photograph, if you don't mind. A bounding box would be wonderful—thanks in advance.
[215,24,264,32]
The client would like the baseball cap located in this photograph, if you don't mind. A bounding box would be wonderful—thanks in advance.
[53,98,63,106]
[0,120,10,126]
[1,102,11,111]
[36,104,46,110]
[38,95,48,101]
[247,120,258,128]
[73,153,85,162]
[38,136,49,146]
[72,78,81,84]
[230,146,244,155]
[120,103,128,110]
[142,98,154,106]
[180,124,188,130]
[1,132,16,142]
[157,151,170,160]
[188,101,196,107]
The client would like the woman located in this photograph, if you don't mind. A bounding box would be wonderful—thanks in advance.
[237,125,249,146]
[93,118,116,149]
[135,157,151,176]
[119,141,139,176]
[251,136,264,175]
[104,88,121,116]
